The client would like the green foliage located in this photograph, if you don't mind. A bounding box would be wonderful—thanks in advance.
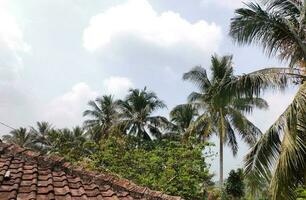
[244,171,270,200]
[207,187,223,200]
[230,0,306,68]
[296,186,306,200]
[225,169,245,200]
[47,127,96,161]
[86,136,214,200]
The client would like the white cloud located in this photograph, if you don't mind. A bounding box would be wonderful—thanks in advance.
[0,1,33,135]
[0,0,30,81]
[84,0,221,52]
[201,0,249,9]
[42,77,133,128]
[83,0,222,71]
[43,83,98,128]
[103,76,134,98]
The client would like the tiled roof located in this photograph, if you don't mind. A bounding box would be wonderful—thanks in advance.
[0,143,183,200]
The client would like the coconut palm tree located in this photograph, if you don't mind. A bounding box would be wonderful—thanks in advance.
[30,121,53,152]
[118,87,168,140]
[2,127,33,148]
[83,95,119,142]
[162,104,199,140]
[170,104,198,133]
[183,55,269,186]
[230,1,306,199]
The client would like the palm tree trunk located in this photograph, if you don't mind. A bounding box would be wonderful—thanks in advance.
[219,130,224,187]
[219,108,225,187]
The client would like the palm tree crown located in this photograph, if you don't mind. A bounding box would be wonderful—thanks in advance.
[183,54,268,186]
[83,95,119,142]
[30,121,53,152]
[118,87,168,140]
[170,104,198,133]
[230,0,306,68]
[2,127,32,148]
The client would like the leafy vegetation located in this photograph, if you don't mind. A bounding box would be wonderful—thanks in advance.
[87,136,214,200]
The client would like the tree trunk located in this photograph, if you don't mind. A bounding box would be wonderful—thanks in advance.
[219,130,224,187]
[219,109,225,187]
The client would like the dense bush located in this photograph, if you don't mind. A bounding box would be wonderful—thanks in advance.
[83,136,215,200]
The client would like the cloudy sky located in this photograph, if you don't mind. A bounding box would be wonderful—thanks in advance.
[0,0,297,178]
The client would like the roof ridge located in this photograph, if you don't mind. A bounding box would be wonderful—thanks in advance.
[0,143,183,200]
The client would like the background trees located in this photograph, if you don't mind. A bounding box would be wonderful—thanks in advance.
[2,127,32,148]
[30,121,53,153]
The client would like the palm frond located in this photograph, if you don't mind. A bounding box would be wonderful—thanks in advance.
[183,66,212,92]
[230,1,306,67]
[228,67,304,97]
[244,83,306,200]
[224,119,238,156]
[232,97,268,113]
[228,107,262,145]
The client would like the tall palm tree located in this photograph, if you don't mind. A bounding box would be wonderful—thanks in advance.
[230,1,306,199]
[2,127,32,148]
[183,55,269,186]
[118,87,168,140]
[30,121,53,152]
[83,95,119,142]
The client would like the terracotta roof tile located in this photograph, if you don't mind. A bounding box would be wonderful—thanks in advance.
[0,143,184,200]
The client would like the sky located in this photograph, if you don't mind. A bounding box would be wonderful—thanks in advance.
[0,0,297,179]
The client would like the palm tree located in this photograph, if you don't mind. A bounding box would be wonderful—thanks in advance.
[183,55,268,186]
[244,84,306,199]
[83,95,119,142]
[30,121,53,152]
[67,126,87,149]
[2,127,33,148]
[162,104,199,140]
[118,87,168,140]
[170,104,198,133]
[230,0,306,68]
[230,1,306,199]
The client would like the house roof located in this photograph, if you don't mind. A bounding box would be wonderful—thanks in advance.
[0,143,183,200]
